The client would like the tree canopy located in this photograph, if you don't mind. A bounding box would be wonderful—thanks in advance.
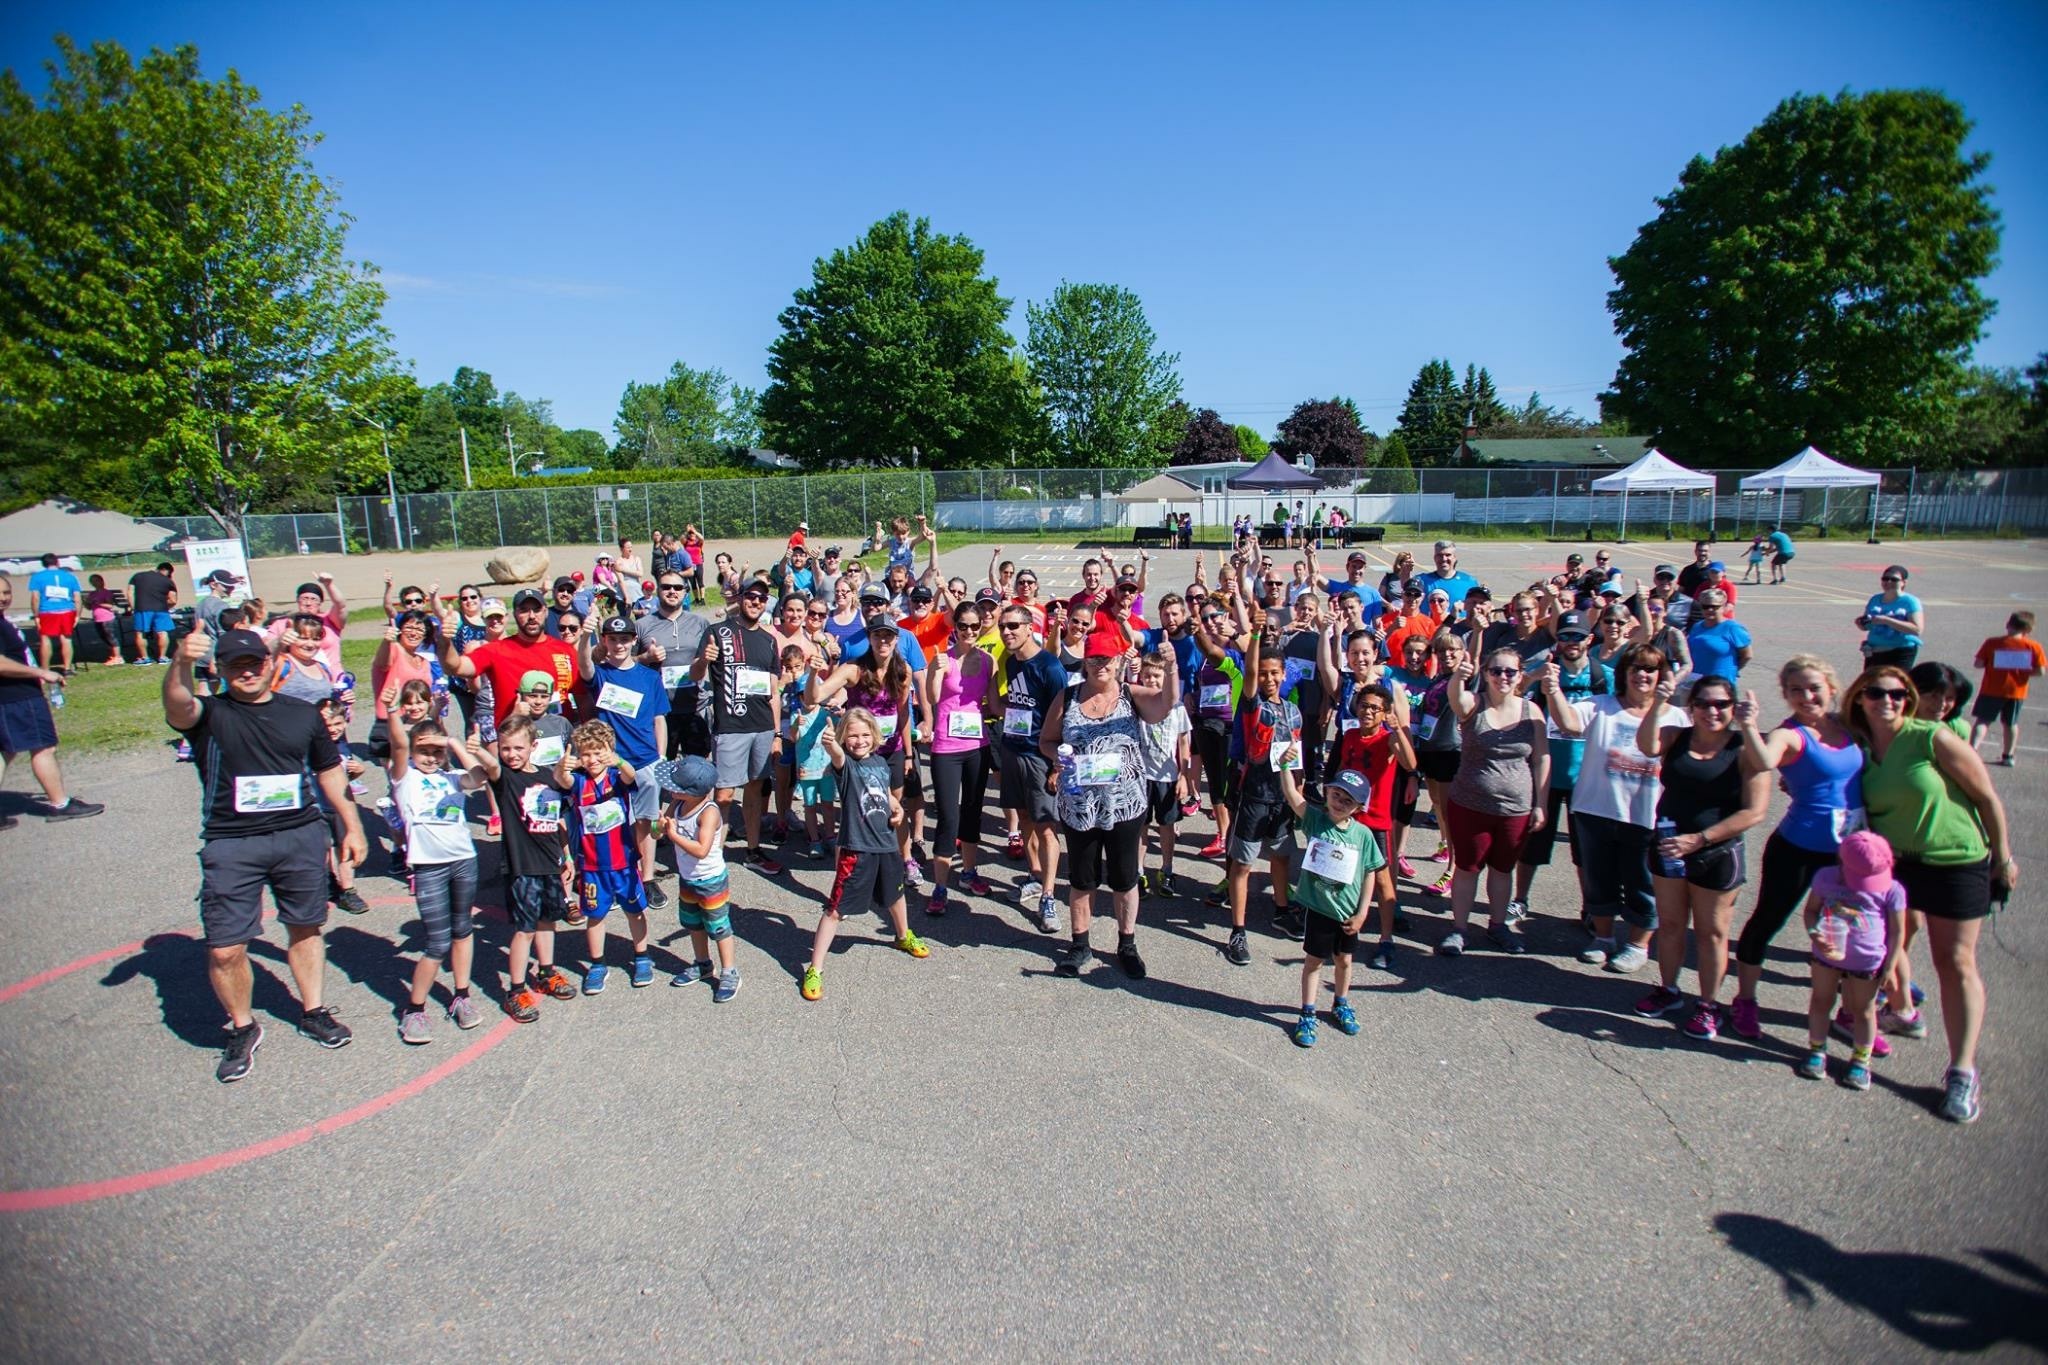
[612,361,756,469]
[1025,281,1181,468]
[1604,89,2001,468]
[1168,408,1244,466]
[1394,360,1466,463]
[1273,398,1369,468]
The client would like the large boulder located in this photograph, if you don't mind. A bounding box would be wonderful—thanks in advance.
[485,547,550,585]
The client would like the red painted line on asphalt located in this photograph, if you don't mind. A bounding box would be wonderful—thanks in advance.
[0,1017,518,1213]
[0,935,166,1006]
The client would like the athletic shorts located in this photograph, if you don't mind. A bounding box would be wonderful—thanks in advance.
[825,847,906,916]
[504,872,569,932]
[1518,786,1577,867]
[0,693,59,754]
[1227,799,1295,867]
[713,729,774,788]
[1063,813,1144,893]
[36,612,75,639]
[1971,694,2023,726]
[1896,854,1993,922]
[797,774,838,805]
[677,873,733,938]
[1444,799,1531,875]
[1665,837,1746,892]
[627,775,660,823]
[1146,777,1181,826]
[198,820,333,947]
[1415,749,1461,784]
[1303,912,1359,962]
[578,863,646,921]
[999,746,1058,824]
[133,610,175,635]
[1771,552,1792,568]
[886,748,925,803]
[667,698,713,759]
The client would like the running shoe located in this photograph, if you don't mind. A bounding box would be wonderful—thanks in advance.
[1486,923,1526,955]
[1156,873,1180,899]
[893,932,930,959]
[713,967,742,1003]
[1603,943,1649,974]
[903,858,925,888]
[1116,937,1146,979]
[1840,1057,1871,1091]
[1504,898,1529,925]
[1367,939,1395,971]
[643,881,669,910]
[1635,985,1687,1017]
[1224,928,1251,966]
[800,964,823,1001]
[486,814,502,837]
[298,1006,353,1049]
[671,960,715,987]
[1055,939,1092,977]
[1578,938,1614,966]
[562,908,588,928]
[630,955,654,989]
[535,966,577,1000]
[1795,1048,1827,1081]
[1179,798,1200,818]
[1006,831,1025,860]
[45,798,103,821]
[1939,1067,1981,1123]
[753,853,784,876]
[1019,879,1043,907]
[925,885,949,917]
[1198,837,1225,859]
[503,988,540,1023]
[1682,1003,1721,1040]
[1292,1010,1318,1048]
[1829,1011,1892,1057]
[1436,931,1465,958]
[1880,1007,1928,1039]
[1332,997,1360,1036]
[582,963,609,995]
[1427,870,1453,896]
[216,1022,263,1083]
[1274,908,1306,941]
[1414,810,1438,830]
[807,842,827,860]
[399,1007,432,1044]
[1037,898,1060,934]
[962,873,994,898]
[1396,857,1418,880]
[333,886,370,916]
[1728,996,1762,1039]
[447,993,483,1030]
[1430,840,1451,863]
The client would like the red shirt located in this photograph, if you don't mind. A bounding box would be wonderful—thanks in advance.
[900,611,952,655]
[467,634,578,726]
[1693,578,1738,613]
[1334,726,1400,832]
[1975,634,2047,700]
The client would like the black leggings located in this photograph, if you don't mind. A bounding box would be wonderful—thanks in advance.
[929,747,991,853]
[1734,830,1838,967]
[1193,722,1235,808]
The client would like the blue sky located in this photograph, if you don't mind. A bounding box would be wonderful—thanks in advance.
[6,2,2046,442]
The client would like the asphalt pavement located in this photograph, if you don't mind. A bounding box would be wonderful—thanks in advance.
[1,535,2044,1362]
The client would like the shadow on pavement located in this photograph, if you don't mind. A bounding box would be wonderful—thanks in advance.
[100,932,311,1048]
[1714,1213,2048,1354]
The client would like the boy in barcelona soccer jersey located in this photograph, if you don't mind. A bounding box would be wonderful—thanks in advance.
[565,720,651,993]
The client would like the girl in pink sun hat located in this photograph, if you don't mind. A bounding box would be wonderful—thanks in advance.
[1796,831,1907,1091]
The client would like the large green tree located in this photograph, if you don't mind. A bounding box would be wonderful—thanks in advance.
[0,38,394,530]
[611,361,754,468]
[1273,398,1369,468]
[1604,89,2000,467]
[1394,359,1465,463]
[1024,281,1181,468]
[761,211,1033,469]
[1461,365,1508,430]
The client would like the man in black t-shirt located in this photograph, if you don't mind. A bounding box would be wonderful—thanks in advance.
[127,561,179,664]
[164,627,367,1083]
[693,580,781,871]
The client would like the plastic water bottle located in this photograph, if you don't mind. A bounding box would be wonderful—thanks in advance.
[47,682,65,710]
[1653,818,1685,878]
[1056,743,1077,791]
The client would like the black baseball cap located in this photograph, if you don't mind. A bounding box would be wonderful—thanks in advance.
[512,588,546,609]
[600,615,634,636]
[551,576,576,591]
[295,581,323,599]
[858,584,889,604]
[1556,611,1592,641]
[1653,564,1678,580]
[214,628,270,663]
[909,586,935,605]
[203,568,242,586]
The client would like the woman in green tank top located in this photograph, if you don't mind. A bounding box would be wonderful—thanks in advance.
[1846,664,2015,1125]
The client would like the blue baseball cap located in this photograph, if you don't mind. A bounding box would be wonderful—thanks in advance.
[1329,769,1371,805]
[656,755,716,797]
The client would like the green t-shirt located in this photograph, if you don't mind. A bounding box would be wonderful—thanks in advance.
[1862,718,1988,867]
[1290,805,1385,922]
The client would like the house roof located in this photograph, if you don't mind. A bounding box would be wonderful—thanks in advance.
[1462,436,1650,467]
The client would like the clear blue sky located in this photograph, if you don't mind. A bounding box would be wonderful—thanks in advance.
[6,2,2046,443]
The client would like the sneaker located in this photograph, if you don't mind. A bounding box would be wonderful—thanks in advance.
[630,956,654,988]
[1332,997,1360,1036]
[1996,754,2015,767]
[800,964,824,1001]
[671,960,715,987]
[1486,923,1526,955]
[1414,810,1438,830]
[1578,938,1614,966]
[1198,837,1225,859]
[643,881,669,910]
[1430,841,1451,863]
[1909,982,1927,1008]
[486,815,502,837]
[1367,939,1395,971]
[399,1007,432,1044]
[1274,908,1305,940]
[1116,937,1147,979]
[893,932,930,959]
[1795,1048,1827,1080]
[1395,856,1418,880]
[298,1005,353,1049]
[1939,1067,1981,1123]
[1179,798,1200,818]
[562,908,588,928]
[1055,939,1092,977]
[215,1022,263,1083]
[333,886,370,915]
[962,873,994,897]
[1504,898,1529,925]
[1829,1011,1892,1057]
[925,885,949,916]
[1635,985,1687,1017]
[44,797,104,821]
[1427,871,1453,896]
[1880,1007,1929,1039]
[1019,879,1043,908]
[1840,1058,1872,1091]
[535,966,577,1000]
[1006,831,1025,860]
[582,964,609,995]
[1224,928,1251,966]
[807,841,826,860]
[713,968,742,1003]
[1682,1003,1721,1040]
[1603,943,1649,974]
[903,858,925,888]
[1156,873,1181,899]
[1037,898,1060,934]
[1728,996,1762,1039]
[447,993,483,1030]
[1436,931,1465,958]
[1292,1010,1318,1048]
[502,988,540,1023]
[753,853,784,876]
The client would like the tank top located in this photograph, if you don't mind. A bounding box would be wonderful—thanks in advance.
[931,650,992,755]
[1056,685,1145,832]
[1656,727,1746,837]
[1448,701,1543,815]
[274,656,335,706]
[1774,722,1865,852]
[1415,679,1462,752]
[1862,718,1988,866]
[845,676,910,755]
[669,798,727,883]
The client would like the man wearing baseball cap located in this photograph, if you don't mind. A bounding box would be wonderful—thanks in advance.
[436,588,576,730]
[163,623,364,1081]
[545,577,579,639]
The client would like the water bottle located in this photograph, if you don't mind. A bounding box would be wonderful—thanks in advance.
[47,682,65,710]
[1056,743,1077,791]
[1653,817,1685,878]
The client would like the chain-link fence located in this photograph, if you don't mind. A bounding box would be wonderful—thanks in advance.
[136,464,2048,560]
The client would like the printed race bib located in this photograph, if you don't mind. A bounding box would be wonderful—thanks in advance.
[1066,671,1084,689]
[875,711,899,741]
[531,735,565,767]
[1004,706,1035,738]
[1301,836,1360,884]
[1075,752,1124,786]
[1832,806,1868,841]
[737,667,773,697]
[661,665,691,691]
[1267,741,1303,771]
[596,682,643,718]
[233,773,302,814]
[1994,648,2034,671]
[1340,715,1360,733]
[580,801,626,835]
[1199,683,1231,717]
[1412,712,1438,742]
[947,710,984,739]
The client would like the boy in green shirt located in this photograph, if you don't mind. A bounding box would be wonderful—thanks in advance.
[1278,766,1384,1047]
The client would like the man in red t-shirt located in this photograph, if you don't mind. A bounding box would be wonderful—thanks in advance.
[436,588,576,727]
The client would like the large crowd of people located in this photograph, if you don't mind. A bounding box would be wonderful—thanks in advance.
[7,520,2030,1125]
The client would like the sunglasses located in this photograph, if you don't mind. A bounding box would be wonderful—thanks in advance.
[1881,576,1903,584]
[659,583,687,592]
[1864,686,1911,703]
[956,621,982,633]
[459,594,481,602]
[1630,665,1662,676]
[559,623,583,633]
[1486,667,1521,678]
[401,597,425,607]
[742,592,770,603]
[1016,579,1037,588]
[806,608,828,618]
[998,620,1030,631]
[1692,697,1734,711]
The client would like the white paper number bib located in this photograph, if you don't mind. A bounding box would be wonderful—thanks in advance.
[580,800,626,835]
[596,682,643,718]
[234,773,302,814]
[1199,683,1231,716]
[531,735,565,767]
[1004,706,1034,738]
[1075,752,1124,786]
[874,711,898,741]
[1301,835,1359,884]
[737,667,772,697]
[947,710,984,739]
[661,665,691,691]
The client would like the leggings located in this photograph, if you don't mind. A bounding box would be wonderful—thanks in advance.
[1192,722,1235,807]
[1572,811,1656,931]
[87,617,120,659]
[1734,830,1837,967]
[929,747,992,852]
[412,856,478,959]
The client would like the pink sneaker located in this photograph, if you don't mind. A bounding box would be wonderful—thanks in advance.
[1430,842,1452,863]
[1682,1003,1722,1040]
[1396,857,1418,880]
[1830,1008,1891,1057]
[1728,996,1761,1039]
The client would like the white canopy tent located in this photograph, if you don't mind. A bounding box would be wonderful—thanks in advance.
[1589,450,1716,539]
[1739,446,1883,541]
[0,498,180,560]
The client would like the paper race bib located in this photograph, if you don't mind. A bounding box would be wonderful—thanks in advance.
[1413,712,1438,742]
[234,773,302,814]
[737,667,773,697]
[1004,706,1035,738]
[580,801,626,835]
[947,710,984,739]
[1065,671,1084,689]
[1267,741,1303,771]
[1199,683,1232,717]
[596,682,643,718]
[1302,835,1360,884]
[1994,648,2034,671]
[1340,715,1360,733]
[875,710,899,741]
[661,665,691,691]
[1075,752,1124,786]
[1832,806,1868,841]
[531,735,565,767]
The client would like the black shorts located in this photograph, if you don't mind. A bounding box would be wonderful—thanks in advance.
[666,697,713,759]
[367,717,391,762]
[1771,552,1792,568]
[1971,694,2022,726]
[1668,837,1746,892]
[198,820,333,948]
[1415,749,1461,784]
[1518,786,1577,867]
[1192,721,1236,807]
[504,872,569,931]
[1146,777,1181,826]
[1303,912,1359,962]
[1895,854,1993,921]
[887,748,925,804]
[0,693,58,754]
[1391,767,1420,825]
[825,847,906,916]
[1063,813,1145,892]
[999,746,1058,824]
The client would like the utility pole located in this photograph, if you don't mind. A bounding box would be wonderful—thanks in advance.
[459,426,473,488]
[506,424,516,477]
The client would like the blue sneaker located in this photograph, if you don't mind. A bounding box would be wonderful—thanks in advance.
[671,960,714,987]
[1332,997,1360,1036]
[713,967,741,1003]
[1840,1058,1872,1091]
[1292,1010,1318,1048]
[630,955,653,988]
[582,964,609,995]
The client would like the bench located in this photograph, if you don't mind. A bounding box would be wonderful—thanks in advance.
[1131,526,1173,547]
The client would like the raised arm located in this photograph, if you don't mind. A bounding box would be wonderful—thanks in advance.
[1445,654,1479,721]
[1635,679,1679,756]
[162,629,208,731]
[1316,622,1340,698]
[435,605,477,680]
[1734,690,1797,773]
[1131,651,1180,725]
[1538,662,1585,737]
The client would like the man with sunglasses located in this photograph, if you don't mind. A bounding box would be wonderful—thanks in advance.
[993,606,1070,932]
[768,543,818,600]
[634,572,713,760]
[544,577,580,640]
[693,578,782,874]
[436,589,577,730]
